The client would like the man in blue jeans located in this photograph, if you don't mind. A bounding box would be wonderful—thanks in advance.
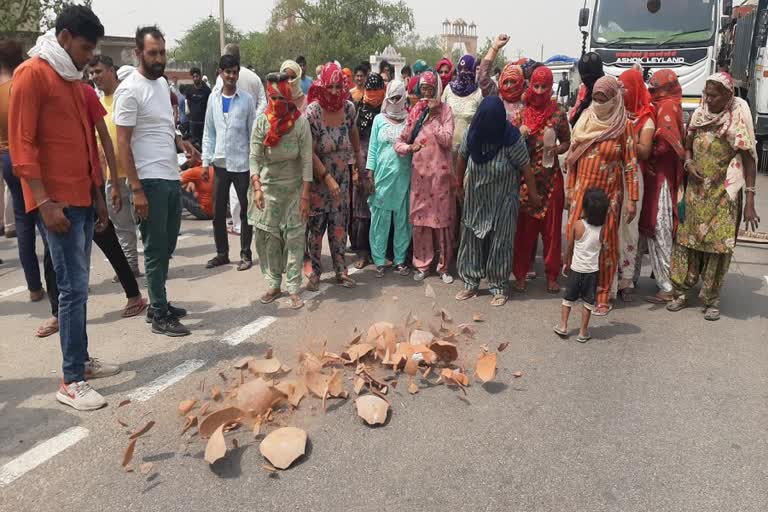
[9,6,119,411]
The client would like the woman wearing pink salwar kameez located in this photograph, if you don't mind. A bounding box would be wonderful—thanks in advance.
[395,70,456,283]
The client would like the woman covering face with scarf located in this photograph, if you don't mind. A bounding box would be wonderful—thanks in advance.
[666,72,760,321]
[442,54,483,155]
[350,72,386,268]
[304,63,364,291]
[280,59,307,113]
[512,66,572,293]
[248,74,312,309]
[366,80,413,277]
[394,70,457,283]
[478,34,525,125]
[565,75,639,316]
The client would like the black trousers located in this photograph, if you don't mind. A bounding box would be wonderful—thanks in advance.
[45,218,141,317]
[212,166,253,261]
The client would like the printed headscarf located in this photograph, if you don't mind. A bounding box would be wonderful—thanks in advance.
[280,60,305,101]
[571,51,605,126]
[689,71,757,199]
[449,54,478,97]
[648,69,685,158]
[383,79,408,121]
[307,62,350,112]
[522,66,558,136]
[567,75,627,169]
[412,60,428,75]
[264,76,301,148]
[403,70,443,144]
[436,58,454,91]
[466,96,521,164]
[499,64,525,104]
[357,72,386,137]
[619,68,655,131]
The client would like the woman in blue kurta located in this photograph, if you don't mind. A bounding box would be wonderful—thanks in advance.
[366,80,413,278]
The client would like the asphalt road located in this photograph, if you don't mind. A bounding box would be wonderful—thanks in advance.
[0,177,766,512]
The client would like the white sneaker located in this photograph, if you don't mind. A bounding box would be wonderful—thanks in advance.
[440,273,454,284]
[56,381,107,411]
[84,358,121,379]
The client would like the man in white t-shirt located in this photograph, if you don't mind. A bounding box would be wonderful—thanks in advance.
[214,43,266,117]
[114,25,199,337]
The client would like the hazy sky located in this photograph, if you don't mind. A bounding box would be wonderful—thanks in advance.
[91,0,584,61]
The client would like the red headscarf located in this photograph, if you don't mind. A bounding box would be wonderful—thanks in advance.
[522,66,558,136]
[307,62,350,112]
[264,79,301,147]
[499,64,525,104]
[618,68,656,131]
[648,69,684,158]
[436,58,454,91]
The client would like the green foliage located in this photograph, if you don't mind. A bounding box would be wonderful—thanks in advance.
[239,0,415,75]
[173,16,243,78]
[397,33,445,69]
[0,0,93,33]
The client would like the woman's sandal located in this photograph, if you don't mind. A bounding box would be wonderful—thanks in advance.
[620,288,635,302]
[122,297,148,318]
[666,297,687,312]
[455,289,478,301]
[704,307,720,321]
[353,257,369,270]
[237,260,253,271]
[287,295,305,310]
[512,282,527,293]
[305,276,320,292]
[593,303,613,317]
[337,274,357,288]
[35,318,59,338]
[644,292,673,304]
[546,281,561,294]
[259,289,282,304]
[490,294,508,307]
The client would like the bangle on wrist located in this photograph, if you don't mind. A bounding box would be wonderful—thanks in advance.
[745,186,756,194]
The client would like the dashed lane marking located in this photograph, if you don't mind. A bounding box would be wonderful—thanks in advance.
[0,286,26,300]
[0,426,89,487]
[127,359,206,402]
[221,316,277,346]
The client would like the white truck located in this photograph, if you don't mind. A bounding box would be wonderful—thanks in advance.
[579,0,768,172]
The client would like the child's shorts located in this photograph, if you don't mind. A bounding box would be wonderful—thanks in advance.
[562,270,598,311]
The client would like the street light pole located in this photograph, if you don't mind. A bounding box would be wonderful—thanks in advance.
[219,0,225,55]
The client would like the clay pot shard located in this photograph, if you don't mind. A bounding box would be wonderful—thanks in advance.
[248,358,283,375]
[342,343,374,364]
[475,350,497,383]
[355,395,390,426]
[204,424,227,464]
[236,378,287,418]
[367,322,397,360]
[429,340,459,364]
[198,406,245,438]
[259,427,307,470]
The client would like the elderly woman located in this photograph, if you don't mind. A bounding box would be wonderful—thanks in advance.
[455,97,541,306]
[666,72,760,320]
[641,69,685,303]
[443,55,483,159]
[351,72,386,269]
[280,60,307,113]
[304,63,365,291]
[565,76,639,316]
[395,70,456,283]
[614,67,654,301]
[249,73,312,309]
[479,35,525,126]
[512,66,571,293]
[367,80,412,278]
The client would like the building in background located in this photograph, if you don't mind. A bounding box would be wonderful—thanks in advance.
[441,19,478,57]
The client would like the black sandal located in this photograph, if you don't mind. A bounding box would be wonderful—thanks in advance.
[206,255,230,268]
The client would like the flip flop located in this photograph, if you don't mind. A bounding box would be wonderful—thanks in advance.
[577,333,592,343]
[593,303,613,317]
[547,283,561,294]
[644,293,673,304]
[287,295,305,310]
[455,289,478,301]
[122,297,148,318]
[305,277,320,292]
[704,307,720,321]
[35,319,59,338]
[337,275,357,288]
[259,290,282,304]
[237,260,253,271]
[353,258,369,270]
[490,294,508,307]
[553,325,569,338]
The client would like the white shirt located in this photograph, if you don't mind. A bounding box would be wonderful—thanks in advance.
[113,72,179,181]
[215,67,267,117]
[571,220,602,274]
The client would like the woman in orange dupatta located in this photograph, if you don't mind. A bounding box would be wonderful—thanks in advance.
[565,76,639,316]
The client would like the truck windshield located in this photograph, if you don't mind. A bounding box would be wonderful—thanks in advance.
[592,0,717,45]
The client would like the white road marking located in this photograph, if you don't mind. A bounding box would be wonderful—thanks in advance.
[764,275,768,288]
[221,316,277,346]
[0,286,26,300]
[0,426,89,487]
[128,359,206,402]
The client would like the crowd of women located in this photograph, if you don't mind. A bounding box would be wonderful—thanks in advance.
[250,32,760,321]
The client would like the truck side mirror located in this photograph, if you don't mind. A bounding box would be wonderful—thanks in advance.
[578,7,590,28]
[723,0,733,16]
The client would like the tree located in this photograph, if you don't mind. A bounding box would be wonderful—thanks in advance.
[0,0,92,33]
[396,33,445,69]
[173,16,244,78]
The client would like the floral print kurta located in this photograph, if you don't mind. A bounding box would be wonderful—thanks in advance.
[676,128,740,254]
